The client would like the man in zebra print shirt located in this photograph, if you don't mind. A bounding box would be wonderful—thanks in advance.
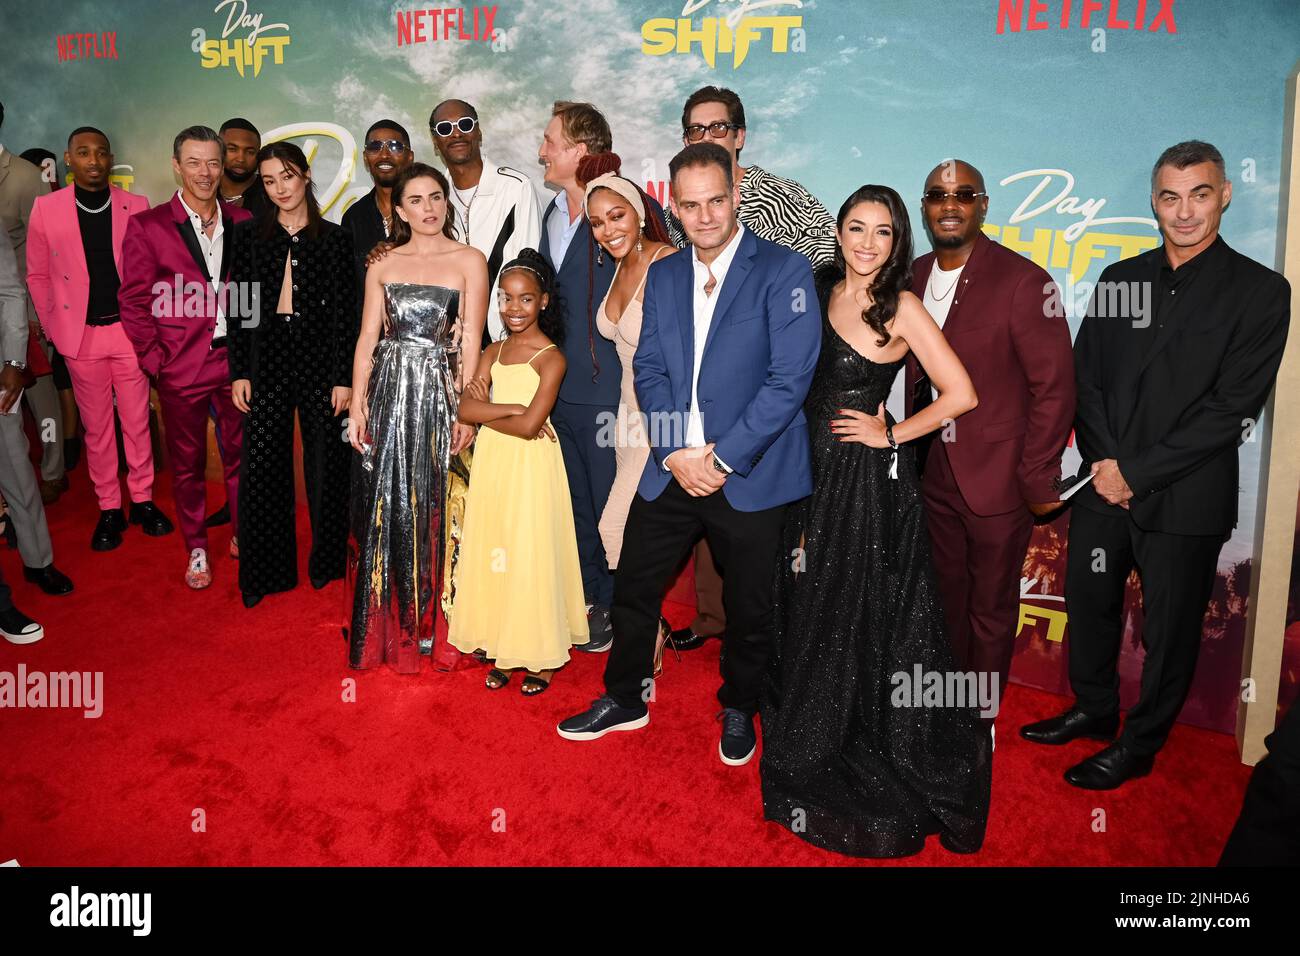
[664,85,837,654]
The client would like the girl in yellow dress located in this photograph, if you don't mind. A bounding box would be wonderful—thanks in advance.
[449,249,589,694]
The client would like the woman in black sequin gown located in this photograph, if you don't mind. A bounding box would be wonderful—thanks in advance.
[760,186,992,858]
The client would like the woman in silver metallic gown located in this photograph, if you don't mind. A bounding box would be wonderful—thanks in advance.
[345,163,488,673]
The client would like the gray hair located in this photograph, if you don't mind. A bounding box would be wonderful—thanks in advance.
[1151,140,1226,190]
[172,125,224,160]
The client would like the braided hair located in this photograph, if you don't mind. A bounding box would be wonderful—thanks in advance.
[499,248,565,346]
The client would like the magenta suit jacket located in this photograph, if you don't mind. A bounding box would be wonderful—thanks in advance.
[25,184,150,359]
[118,193,252,385]
[906,232,1076,515]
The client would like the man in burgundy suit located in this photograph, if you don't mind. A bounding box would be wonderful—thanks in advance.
[905,159,1076,734]
[119,126,252,588]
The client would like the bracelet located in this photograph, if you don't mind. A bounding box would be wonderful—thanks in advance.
[3,360,26,371]
[885,423,897,449]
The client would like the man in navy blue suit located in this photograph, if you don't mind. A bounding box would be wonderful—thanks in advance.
[558,143,820,766]
[537,101,665,651]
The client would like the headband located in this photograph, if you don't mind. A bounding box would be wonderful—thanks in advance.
[583,172,646,223]
[500,262,548,285]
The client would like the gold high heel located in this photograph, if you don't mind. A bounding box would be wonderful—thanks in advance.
[653,616,679,678]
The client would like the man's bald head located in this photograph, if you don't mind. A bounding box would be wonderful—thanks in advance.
[925,159,985,193]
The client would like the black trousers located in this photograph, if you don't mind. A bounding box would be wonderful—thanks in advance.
[605,481,787,714]
[238,340,351,599]
[1064,505,1223,756]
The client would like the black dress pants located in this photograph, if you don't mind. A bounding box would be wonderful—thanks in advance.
[605,481,787,714]
[1064,505,1223,756]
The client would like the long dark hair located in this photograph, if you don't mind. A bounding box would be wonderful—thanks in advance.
[254,141,323,241]
[499,248,565,346]
[830,184,913,347]
[389,162,457,246]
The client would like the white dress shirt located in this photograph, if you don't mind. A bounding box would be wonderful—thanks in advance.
[177,190,226,340]
[665,223,746,472]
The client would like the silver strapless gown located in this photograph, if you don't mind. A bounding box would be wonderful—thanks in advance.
[347,283,461,672]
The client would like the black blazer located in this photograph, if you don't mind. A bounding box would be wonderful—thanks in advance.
[1073,236,1290,536]
[226,218,358,390]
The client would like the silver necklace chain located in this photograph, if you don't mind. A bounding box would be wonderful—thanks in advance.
[452,183,479,243]
[75,193,111,214]
[927,267,962,301]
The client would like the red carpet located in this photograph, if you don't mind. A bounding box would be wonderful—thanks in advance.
[0,463,1251,866]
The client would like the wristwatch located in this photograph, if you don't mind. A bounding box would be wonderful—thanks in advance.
[711,453,728,474]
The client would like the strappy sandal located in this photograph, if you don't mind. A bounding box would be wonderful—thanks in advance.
[472,648,489,665]
[520,672,551,696]
[485,668,512,690]
[653,617,679,678]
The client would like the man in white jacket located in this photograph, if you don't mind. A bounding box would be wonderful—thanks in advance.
[429,99,541,349]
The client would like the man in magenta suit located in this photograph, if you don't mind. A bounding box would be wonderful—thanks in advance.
[27,127,174,552]
[119,126,251,589]
[905,159,1076,733]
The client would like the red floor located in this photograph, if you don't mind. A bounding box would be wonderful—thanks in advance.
[0,463,1251,866]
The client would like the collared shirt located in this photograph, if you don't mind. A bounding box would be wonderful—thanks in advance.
[177,190,226,340]
[1137,235,1220,358]
[546,190,584,269]
[685,223,746,458]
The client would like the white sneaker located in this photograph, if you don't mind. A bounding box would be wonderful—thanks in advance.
[0,610,43,645]
[185,548,212,589]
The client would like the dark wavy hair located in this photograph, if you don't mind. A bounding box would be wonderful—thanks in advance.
[389,162,457,246]
[499,248,565,346]
[254,141,323,240]
[830,184,913,347]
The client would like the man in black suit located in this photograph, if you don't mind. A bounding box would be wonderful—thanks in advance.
[1021,140,1290,789]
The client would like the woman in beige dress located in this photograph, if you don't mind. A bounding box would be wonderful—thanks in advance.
[580,155,677,672]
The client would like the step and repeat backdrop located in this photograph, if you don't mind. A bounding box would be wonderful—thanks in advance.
[3,0,1298,734]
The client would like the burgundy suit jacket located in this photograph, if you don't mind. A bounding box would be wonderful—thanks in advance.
[906,232,1076,515]
[118,193,252,386]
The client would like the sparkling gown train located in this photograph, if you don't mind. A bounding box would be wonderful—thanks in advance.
[347,283,461,673]
[759,286,992,858]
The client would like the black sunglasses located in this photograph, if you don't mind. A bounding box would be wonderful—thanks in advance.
[432,117,477,137]
[922,188,987,205]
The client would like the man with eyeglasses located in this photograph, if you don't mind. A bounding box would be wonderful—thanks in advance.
[341,119,414,313]
[429,99,540,349]
[906,159,1075,741]
[664,85,837,655]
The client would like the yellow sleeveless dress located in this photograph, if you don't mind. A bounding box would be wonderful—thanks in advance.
[448,345,590,669]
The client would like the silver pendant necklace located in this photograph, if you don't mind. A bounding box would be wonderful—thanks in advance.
[927,267,962,301]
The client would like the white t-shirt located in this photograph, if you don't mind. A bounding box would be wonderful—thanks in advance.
[922,262,965,400]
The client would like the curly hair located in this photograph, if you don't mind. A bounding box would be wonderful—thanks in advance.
[499,248,565,346]
[830,184,914,347]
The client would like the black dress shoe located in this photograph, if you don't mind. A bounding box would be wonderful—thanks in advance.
[91,508,127,551]
[204,502,231,528]
[242,593,262,609]
[23,564,74,596]
[670,626,721,651]
[1019,706,1119,746]
[129,501,175,536]
[1064,740,1156,790]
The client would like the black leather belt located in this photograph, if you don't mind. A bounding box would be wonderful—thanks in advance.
[86,313,121,327]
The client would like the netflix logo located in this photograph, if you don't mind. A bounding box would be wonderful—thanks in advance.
[996,0,1178,34]
[56,32,119,61]
[395,6,499,45]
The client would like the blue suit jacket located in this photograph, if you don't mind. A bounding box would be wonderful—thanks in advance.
[540,191,666,406]
[634,228,819,512]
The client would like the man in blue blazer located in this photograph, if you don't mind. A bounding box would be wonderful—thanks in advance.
[559,143,820,765]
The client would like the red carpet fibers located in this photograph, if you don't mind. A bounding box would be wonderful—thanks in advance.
[0,464,1251,866]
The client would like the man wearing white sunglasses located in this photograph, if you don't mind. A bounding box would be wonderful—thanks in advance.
[429,99,541,350]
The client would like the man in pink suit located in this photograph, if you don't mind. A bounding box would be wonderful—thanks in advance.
[27,127,174,552]
[119,126,251,588]
[905,159,1076,739]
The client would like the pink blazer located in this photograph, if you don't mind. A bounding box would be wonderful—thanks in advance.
[25,184,150,360]
[117,193,252,386]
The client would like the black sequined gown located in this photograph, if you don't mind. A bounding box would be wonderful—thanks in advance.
[759,298,992,859]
